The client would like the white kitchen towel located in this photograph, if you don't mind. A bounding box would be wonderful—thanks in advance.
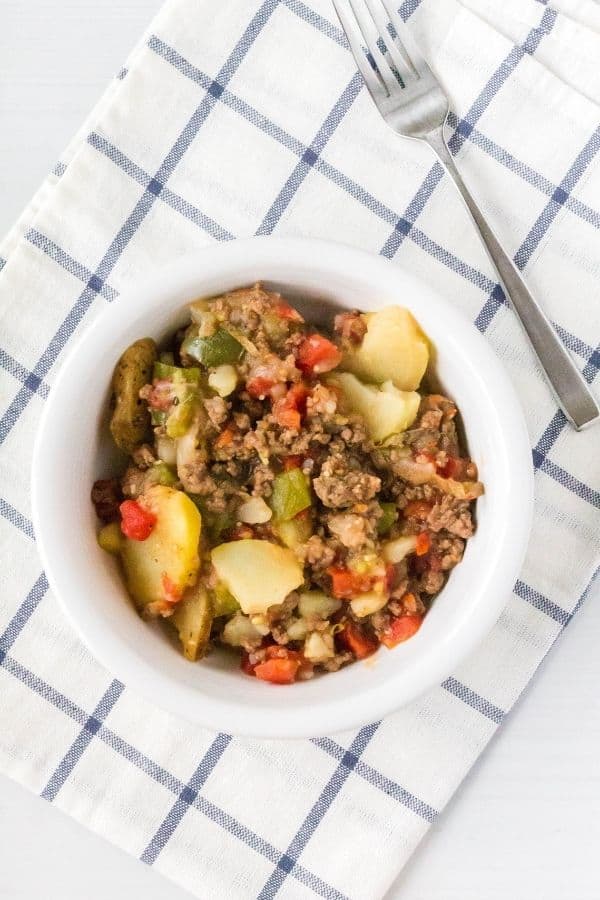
[1,0,600,897]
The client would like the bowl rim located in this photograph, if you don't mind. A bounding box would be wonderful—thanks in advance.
[31,236,534,738]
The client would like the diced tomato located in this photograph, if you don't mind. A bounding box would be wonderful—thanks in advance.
[147,379,172,411]
[328,566,356,598]
[437,456,472,480]
[380,614,423,648]
[283,455,304,471]
[274,301,304,322]
[246,376,276,399]
[403,500,433,520]
[272,383,309,431]
[240,652,256,676]
[437,456,455,478]
[327,566,374,599]
[296,334,342,375]
[254,657,300,684]
[119,499,156,541]
[214,426,235,449]
[415,532,431,556]
[161,573,182,607]
[287,383,310,409]
[272,401,301,430]
[338,622,379,660]
[269,645,313,675]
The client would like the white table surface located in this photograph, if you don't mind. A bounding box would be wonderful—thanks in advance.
[2,2,600,898]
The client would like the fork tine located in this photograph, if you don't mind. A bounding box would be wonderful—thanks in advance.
[347,0,399,95]
[380,0,431,79]
[332,0,388,101]
[362,0,415,84]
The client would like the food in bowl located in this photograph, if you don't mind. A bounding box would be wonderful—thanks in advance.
[92,284,483,684]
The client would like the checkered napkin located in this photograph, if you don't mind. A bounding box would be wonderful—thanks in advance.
[1,0,600,896]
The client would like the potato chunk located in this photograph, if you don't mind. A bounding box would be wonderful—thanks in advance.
[120,485,201,613]
[327,372,419,442]
[211,540,304,615]
[298,591,341,619]
[341,306,428,390]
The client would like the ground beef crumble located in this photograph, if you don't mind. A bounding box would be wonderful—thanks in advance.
[313,453,381,508]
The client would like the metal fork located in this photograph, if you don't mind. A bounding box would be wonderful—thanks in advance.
[333,0,599,430]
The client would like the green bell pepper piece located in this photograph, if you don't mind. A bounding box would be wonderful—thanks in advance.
[270,468,312,522]
[165,395,197,439]
[150,461,178,486]
[191,498,236,541]
[377,501,397,535]
[151,362,202,439]
[213,582,241,617]
[273,514,313,549]
[182,328,244,368]
[153,361,201,383]
[262,311,289,345]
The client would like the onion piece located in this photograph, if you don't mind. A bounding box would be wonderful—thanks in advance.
[237,496,272,524]
[382,535,418,564]
[392,456,436,485]
[156,436,177,465]
[208,364,237,398]
[304,631,335,662]
[249,614,270,635]
[431,473,484,500]
[222,613,263,648]
[225,326,258,356]
[393,456,484,499]
[350,590,389,618]
[287,618,308,641]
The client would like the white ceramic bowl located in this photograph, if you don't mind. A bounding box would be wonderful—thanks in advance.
[32,237,533,739]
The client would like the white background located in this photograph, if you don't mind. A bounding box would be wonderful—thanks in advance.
[1,2,600,898]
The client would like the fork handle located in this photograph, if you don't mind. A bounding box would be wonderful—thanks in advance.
[425,125,599,431]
